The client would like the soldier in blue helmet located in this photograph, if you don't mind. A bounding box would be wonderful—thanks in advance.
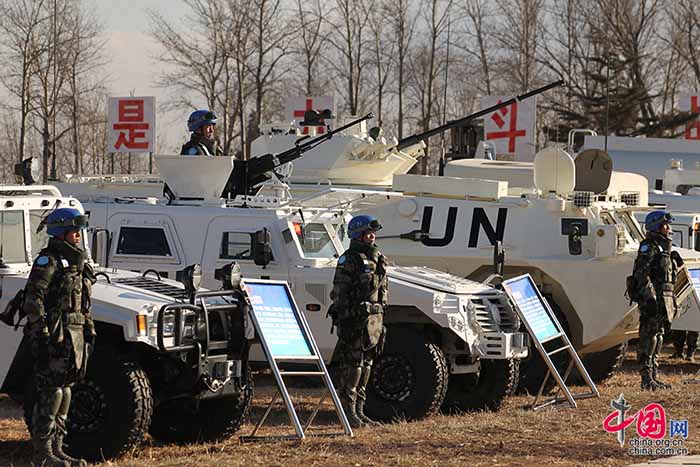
[181,109,222,156]
[24,208,96,466]
[327,215,388,427]
[629,210,679,391]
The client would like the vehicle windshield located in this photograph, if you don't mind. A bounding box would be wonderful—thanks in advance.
[29,209,50,259]
[293,222,340,259]
[601,210,644,245]
[0,210,27,263]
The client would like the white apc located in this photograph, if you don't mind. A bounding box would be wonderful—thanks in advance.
[0,186,253,461]
[352,149,700,390]
[78,155,529,421]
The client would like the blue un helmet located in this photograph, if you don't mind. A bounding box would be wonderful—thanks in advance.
[44,208,89,237]
[644,210,674,233]
[348,215,382,240]
[187,109,217,132]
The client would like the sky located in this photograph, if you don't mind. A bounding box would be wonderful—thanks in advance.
[95,0,191,149]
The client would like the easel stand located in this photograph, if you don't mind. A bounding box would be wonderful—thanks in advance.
[239,279,353,442]
[502,274,599,410]
[240,355,352,442]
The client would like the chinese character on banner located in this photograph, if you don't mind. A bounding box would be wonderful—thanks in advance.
[481,95,537,162]
[680,94,700,140]
[106,96,156,153]
[285,96,334,135]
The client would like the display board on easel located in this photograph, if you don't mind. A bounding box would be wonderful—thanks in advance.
[502,274,599,410]
[239,279,352,441]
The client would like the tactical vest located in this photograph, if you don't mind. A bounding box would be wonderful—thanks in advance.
[646,237,677,294]
[345,249,388,307]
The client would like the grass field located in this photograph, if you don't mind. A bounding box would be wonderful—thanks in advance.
[1,350,698,467]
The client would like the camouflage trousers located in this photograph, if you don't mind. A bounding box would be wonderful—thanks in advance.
[637,303,670,373]
[31,338,80,441]
[672,330,699,355]
[331,324,384,404]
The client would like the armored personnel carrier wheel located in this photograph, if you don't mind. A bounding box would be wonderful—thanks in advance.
[24,350,153,462]
[365,326,448,421]
[149,370,253,443]
[574,341,628,384]
[442,359,520,412]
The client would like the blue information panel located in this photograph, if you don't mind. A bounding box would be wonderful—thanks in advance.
[689,268,700,295]
[504,275,560,342]
[244,282,313,358]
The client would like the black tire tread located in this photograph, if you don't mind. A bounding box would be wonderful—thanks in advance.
[442,359,519,412]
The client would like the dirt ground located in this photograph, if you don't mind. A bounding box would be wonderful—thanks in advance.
[1,350,698,467]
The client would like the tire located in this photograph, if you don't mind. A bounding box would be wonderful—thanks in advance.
[575,341,628,384]
[442,359,520,412]
[24,350,153,462]
[364,326,448,422]
[149,370,253,443]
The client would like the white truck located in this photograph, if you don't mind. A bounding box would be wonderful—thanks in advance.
[0,186,254,461]
[77,154,529,421]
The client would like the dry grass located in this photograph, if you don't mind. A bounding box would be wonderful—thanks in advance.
[2,350,699,467]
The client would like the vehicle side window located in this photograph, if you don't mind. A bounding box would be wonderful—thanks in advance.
[29,210,50,258]
[116,227,172,256]
[220,232,254,260]
[0,211,26,263]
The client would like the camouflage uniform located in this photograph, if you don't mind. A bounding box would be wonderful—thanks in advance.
[24,237,96,466]
[329,239,388,427]
[632,231,677,390]
[671,330,699,361]
[180,133,222,156]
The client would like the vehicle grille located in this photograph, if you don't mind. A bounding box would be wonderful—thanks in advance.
[467,294,519,333]
[305,283,328,305]
[112,277,188,300]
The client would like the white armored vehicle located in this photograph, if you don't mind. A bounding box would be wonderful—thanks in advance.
[0,186,253,461]
[77,151,529,421]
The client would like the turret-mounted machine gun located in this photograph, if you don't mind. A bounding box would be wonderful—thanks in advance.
[222,112,374,198]
[395,80,564,174]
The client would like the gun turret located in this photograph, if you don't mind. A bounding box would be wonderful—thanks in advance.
[395,80,564,152]
[223,112,374,198]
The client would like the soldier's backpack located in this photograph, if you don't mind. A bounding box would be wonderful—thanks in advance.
[0,289,26,330]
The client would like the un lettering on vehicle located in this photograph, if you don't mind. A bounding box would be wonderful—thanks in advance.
[419,206,508,248]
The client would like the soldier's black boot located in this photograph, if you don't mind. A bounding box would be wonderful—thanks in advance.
[640,368,662,391]
[32,388,69,467]
[32,438,70,467]
[339,367,364,429]
[652,367,672,390]
[685,332,698,362]
[355,364,380,426]
[52,388,87,467]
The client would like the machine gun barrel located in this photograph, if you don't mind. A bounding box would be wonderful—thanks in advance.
[223,112,374,198]
[396,80,564,151]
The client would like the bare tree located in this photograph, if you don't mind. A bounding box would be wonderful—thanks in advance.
[386,0,417,138]
[0,0,47,165]
[366,0,396,126]
[456,0,494,94]
[326,0,374,115]
[293,0,330,96]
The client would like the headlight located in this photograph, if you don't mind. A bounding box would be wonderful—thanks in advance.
[162,313,175,336]
[433,293,445,313]
[489,303,502,326]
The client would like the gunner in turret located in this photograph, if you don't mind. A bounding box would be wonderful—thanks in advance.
[181,109,223,156]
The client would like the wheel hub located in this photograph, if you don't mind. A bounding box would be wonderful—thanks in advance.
[68,379,108,433]
[371,354,414,402]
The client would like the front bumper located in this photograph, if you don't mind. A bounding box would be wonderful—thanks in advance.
[478,332,529,359]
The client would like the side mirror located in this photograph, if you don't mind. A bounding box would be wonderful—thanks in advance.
[252,228,272,267]
[90,228,111,267]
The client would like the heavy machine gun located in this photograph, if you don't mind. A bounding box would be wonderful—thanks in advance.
[223,112,374,198]
[395,80,564,153]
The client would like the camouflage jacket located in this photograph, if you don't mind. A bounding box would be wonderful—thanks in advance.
[329,239,388,324]
[632,231,677,305]
[180,133,222,156]
[23,237,96,344]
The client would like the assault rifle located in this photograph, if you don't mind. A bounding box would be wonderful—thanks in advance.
[222,112,374,198]
[395,80,564,152]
